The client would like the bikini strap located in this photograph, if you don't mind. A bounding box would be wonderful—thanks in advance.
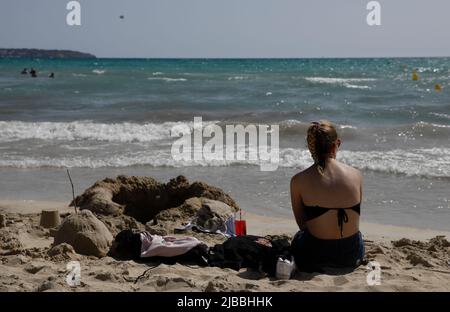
[337,208,349,238]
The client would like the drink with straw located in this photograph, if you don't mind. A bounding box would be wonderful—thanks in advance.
[235,209,247,236]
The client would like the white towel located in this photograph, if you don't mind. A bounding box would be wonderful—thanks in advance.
[140,232,202,258]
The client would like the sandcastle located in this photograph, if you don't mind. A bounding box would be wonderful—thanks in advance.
[52,175,239,257]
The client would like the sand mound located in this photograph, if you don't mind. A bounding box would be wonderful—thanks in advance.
[70,175,239,241]
[372,236,450,268]
[99,214,147,237]
[47,243,81,262]
[54,210,113,257]
[0,230,23,255]
[194,199,235,232]
[145,197,235,236]
[71,175,239,223]
[0,228,23,255]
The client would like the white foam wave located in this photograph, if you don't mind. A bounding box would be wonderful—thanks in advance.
[1,146,449,178]
[345,84,371,90]
[2,120,447,144]
[305,77,377,83]
[429,112,450,120]
[92,70,106,75]
[228,76,249,80]
[417,67,441,73]
[304,77,376,89]
[278,119,358,132]
[279,148,450,178]
[0,153,257,169]
[0,121,195,143]
[147,77,187,82]
[0,119,359,148]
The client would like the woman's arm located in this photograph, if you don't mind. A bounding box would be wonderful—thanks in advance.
[290,175,307,230]
[359,170,363,204]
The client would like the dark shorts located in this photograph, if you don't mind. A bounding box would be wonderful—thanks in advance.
[291,229,365,273]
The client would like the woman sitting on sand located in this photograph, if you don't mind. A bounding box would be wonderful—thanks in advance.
[290,120,364,272]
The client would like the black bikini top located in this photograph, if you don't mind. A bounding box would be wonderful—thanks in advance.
[303,202,361,238]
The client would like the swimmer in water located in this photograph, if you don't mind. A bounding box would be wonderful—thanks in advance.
[49,72,55,78]
[21,68,28,75]
[30,68,37,78]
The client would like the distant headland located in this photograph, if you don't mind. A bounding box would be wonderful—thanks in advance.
[0,48,96,59]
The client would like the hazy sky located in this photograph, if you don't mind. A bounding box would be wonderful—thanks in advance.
[1,0,449,58]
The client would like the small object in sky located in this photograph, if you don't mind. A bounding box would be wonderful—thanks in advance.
[120,15,124,19]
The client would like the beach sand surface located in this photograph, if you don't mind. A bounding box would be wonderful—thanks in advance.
[0,200,449,292]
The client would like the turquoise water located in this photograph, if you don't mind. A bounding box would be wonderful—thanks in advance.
[0,58,449,176]
[1,58,449,126]
[0,58,449,230]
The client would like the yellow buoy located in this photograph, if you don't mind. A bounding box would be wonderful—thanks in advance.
[412,70,419,81]
[435,84,442,92]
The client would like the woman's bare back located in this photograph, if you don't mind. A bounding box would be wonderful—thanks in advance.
[291,159,362,239]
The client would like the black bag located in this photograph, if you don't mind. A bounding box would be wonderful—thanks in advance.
[111,229,142,260]
[207,235,291,276]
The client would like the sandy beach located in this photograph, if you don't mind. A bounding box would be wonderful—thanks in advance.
[2,0,450,298]
[1,199,449,292]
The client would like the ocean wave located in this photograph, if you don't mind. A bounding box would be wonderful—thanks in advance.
[277,120,450,140]
[0,120,341,144]
[417,67,441,73]
[429,112,450,120]
[345,84,371,90]
[340,148,450,178]
[92,69,106,75]
[279,148,450,178]
[276,120,358,137]
[1,147,449,178]
[386,121,450,140]
[228,76,249,80]
[304,77,377,83]
[147,77,187,82]
[0,121,195,143]
[304,77,376,89]
[0,120,224,143]
[283,147,450,178]
[2,120,447,144]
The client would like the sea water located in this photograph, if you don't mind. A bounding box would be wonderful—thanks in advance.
[0,58,449,230]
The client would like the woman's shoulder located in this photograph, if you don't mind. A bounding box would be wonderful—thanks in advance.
[336,161,362,181]
[291,165,316,184]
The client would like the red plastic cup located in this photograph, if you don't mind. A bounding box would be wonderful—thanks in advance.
[235,220,247,236]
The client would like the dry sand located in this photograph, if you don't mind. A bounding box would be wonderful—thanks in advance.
[0,200,449,292]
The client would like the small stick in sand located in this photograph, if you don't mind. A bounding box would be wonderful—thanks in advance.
[66,169,78,214]
[134,265,159,284]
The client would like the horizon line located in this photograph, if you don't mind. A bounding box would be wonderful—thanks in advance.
[2,47,450,59]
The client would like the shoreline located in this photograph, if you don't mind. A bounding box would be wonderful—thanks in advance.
[1,200,449,241]
[1,166,449,232]
[245,211,450,242]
